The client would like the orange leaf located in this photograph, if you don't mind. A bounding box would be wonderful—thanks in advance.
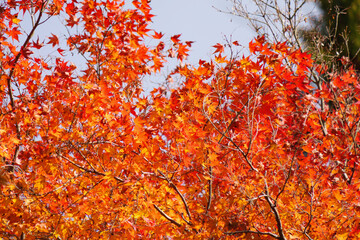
[152,31,164,39]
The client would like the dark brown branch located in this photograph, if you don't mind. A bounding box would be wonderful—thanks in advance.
[7,1,49,166]
[69,141,97,172]
[170,182,192,220]
[264,178,287,240]
[153,204,181,227]
[303,185,314,240]
[202,91,259,172]
[329,83,358,185]
[206,166,212,214]
[179,212,192,226]
[7,0,47,109]
[218,100,248,144]
[225,229,280,239]
[276,149,298,200]
[158,170,192,220]
[59,154,124,182]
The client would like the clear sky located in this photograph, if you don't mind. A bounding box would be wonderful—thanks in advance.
[150,0,254,63]
[143,0,257,90]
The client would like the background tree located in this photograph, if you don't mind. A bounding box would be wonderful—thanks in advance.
[227,0,307,48]
[227,0,360,69]
[302,0,360,69]
[0,0,360,239]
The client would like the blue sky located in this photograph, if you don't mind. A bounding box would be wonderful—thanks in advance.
[150,0,254,63]
[143,0,257,90]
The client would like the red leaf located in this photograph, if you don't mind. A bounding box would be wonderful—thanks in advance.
[57,48,65,56]
[32,38,44,49]
[48,34,59,47]
[170,34,181,44]
[212,43,224,54]
[21,47,33,58]
[185,41,194,47]
[152,31,164,39]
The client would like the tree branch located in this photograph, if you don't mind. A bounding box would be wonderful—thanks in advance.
[264,177,287,240]
[7,1,49,166]
[58,153,124,182]
[153,204,181,227]
[224,229,280,239]
[158,170,192,221]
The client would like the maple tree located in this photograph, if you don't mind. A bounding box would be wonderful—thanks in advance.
[1,0,360,239]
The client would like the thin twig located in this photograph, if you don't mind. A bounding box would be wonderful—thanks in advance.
[58,153,124,182]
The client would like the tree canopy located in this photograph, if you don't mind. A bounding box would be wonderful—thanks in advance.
[1,0,360,239]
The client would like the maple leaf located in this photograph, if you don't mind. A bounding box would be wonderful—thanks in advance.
[1,1,359,239]
[32,38,44,49]
[57,48,65,56]
[176,43,189,61]
[47,34,59,47]
[6,28,21,41]
[152,31,164,39]
[21,47,33,58]
[212,43,224,54]
[11,17,21,24]
[171,34,181,44]
[185,41,194,47]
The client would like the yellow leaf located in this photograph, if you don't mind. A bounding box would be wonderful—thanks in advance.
[140,148,149,156]
[133,212,143,219]
[103,172,113,180]
[8,184,16,191]
[269,142,277,150]
[105,40,115,50]
[12,18,21,24]
[336,232,348,240]
[207,103,217,114]
[11,137,20,144]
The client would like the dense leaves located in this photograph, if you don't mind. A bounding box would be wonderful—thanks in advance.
[0,0,359,239]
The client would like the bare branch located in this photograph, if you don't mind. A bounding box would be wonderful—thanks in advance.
[158,170,192,221]
[206,166,212,214]
[264,177,287,240]
[224,229,280,239]
[58,153,124,182]
[7,1,49,167]
[276,148,298,200]
[202,92,258,172]
[153,204,181,227]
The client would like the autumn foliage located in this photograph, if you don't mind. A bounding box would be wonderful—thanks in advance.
[1,0,360,239]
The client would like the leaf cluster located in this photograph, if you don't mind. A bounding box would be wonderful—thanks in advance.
[0,1,359,239]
